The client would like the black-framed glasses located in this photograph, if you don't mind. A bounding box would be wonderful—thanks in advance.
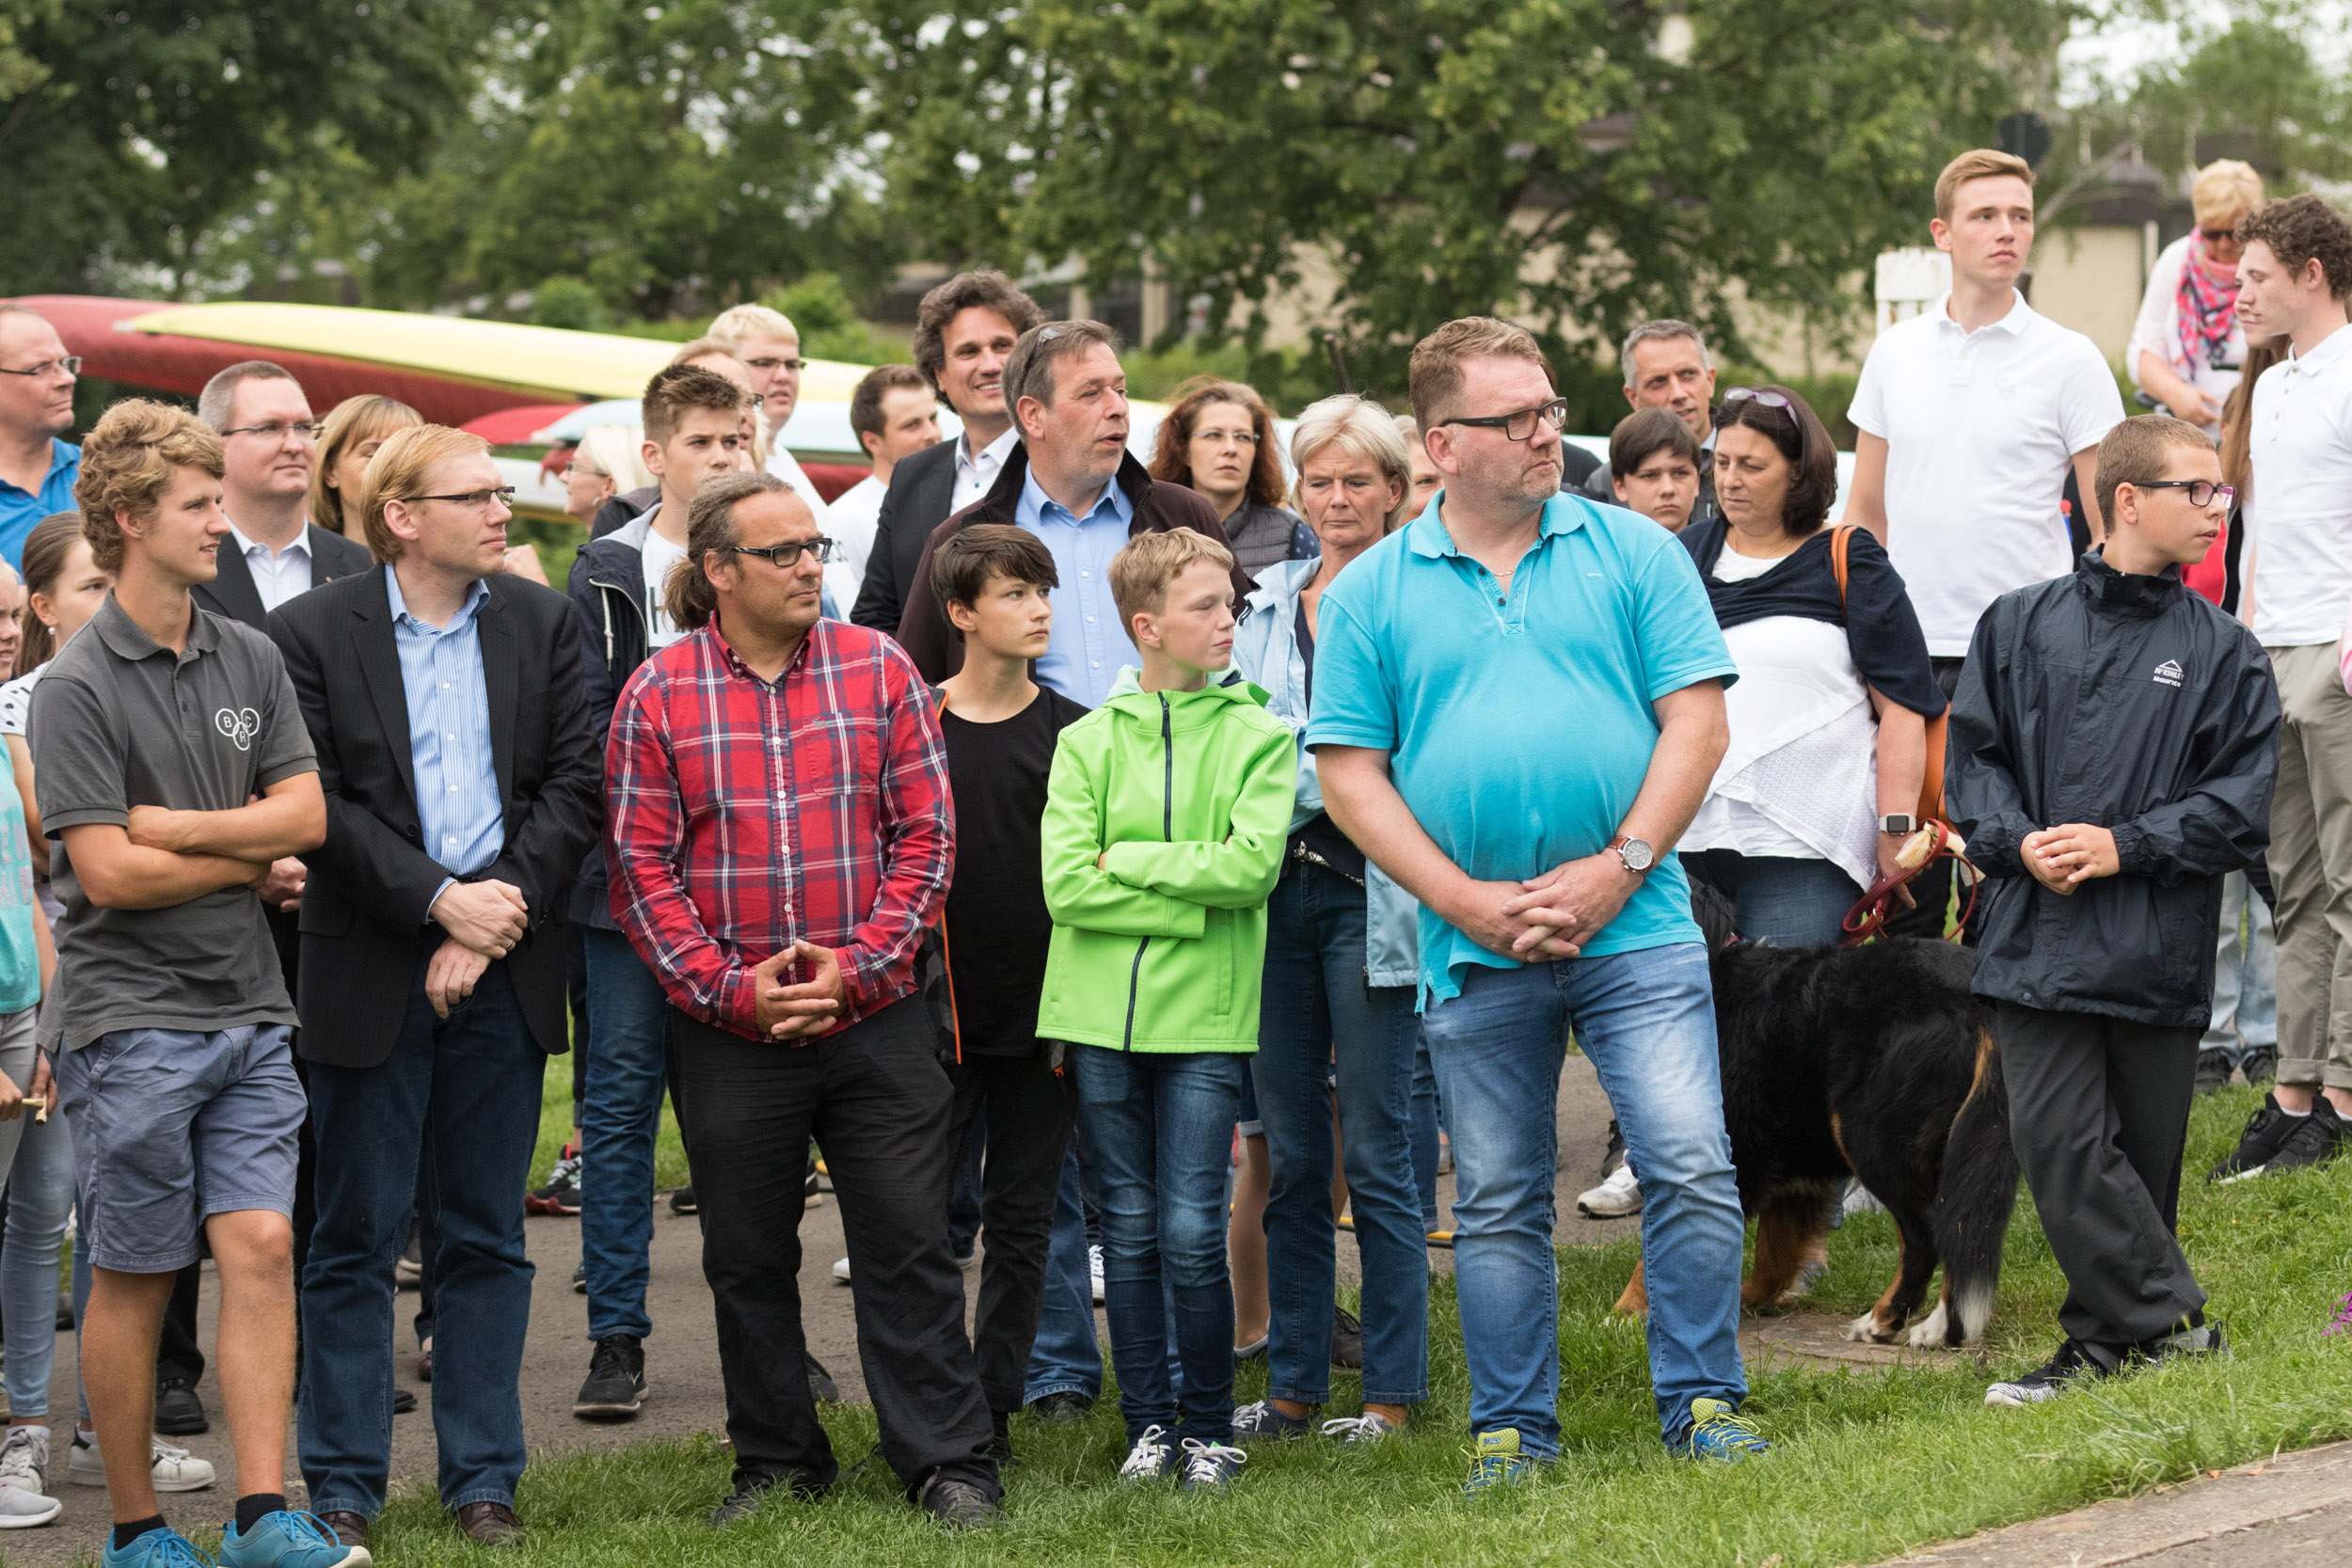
[1439,397,1571,443]
[741,356,807,374]
[728,536,836,567]
[222,419,322,441]
[0,356,79,379]
[2136,479,2236,509]
[404,486,518,508]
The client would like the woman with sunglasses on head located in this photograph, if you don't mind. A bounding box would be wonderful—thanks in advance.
[1148,377,1315,578]
[2129,161,2264,436]
[1676,386,1945,951]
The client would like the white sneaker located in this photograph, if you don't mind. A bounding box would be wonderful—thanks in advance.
[831,1256,850,1285]
[1089,1243,1105,1305]
[1577,1162,1644,1218]
[1118,1424,1177,1483]
[0,1425,61,1528]
[68,1432,215,1492]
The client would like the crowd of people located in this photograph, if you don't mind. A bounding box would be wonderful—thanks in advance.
[0,140,2338,1560]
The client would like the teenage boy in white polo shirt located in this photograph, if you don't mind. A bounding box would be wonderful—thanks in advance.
[1846,146,2125,936]
[2209,194,2352,1180]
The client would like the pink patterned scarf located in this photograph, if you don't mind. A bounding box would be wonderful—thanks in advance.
[2177,232,2240,370]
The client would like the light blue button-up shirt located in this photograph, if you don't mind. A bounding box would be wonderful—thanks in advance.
[385,567,503,903]
[1014,468,1134,708]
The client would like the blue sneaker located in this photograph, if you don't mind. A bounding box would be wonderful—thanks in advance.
[218,1511,371,1568]
[1178,1438,1246,1493]
[1676,1397,1771,1462]
[1462,1428,1541,1495]
[103,1528,215,1568]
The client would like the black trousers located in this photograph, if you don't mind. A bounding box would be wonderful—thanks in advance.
[1996,1001,2207,1346]
[670,998,996,1499]
[946,1046,1077,1415]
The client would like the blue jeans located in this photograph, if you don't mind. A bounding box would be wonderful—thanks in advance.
[1073,1044,1242,1445]
[1022,1146,1104,1405]
[2,1101,74,1417]
[1420,944,1746,1452]
[299,956,545,1515]
[2205,871,2278,1066]
[580,926,671,1342]
[1254,860,1428,1407]
[1680,850,1861,949]
[1410,1027,1442,1231]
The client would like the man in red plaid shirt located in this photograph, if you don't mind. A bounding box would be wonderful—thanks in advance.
[605,468,1002,1530]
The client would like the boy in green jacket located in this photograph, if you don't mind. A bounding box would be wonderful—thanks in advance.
[1038,527,1296,1494]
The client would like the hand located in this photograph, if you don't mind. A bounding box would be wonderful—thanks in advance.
[25,1050,52,1111]
[125,804,195,853]
[501,544,548,586]
[753,940,847,1041]
[1875,833,1917,911]
[2185,388,2225,427]
[1096,850,1109,871]
[1442,877,1581,962]
[0,1068,20,1121]
[2029,823,2121,887]
[256,856,307,912]
[431,879,529,956]
[1501,852,1642,957]
[2020,829,2080,895]
[425,936,492,1020]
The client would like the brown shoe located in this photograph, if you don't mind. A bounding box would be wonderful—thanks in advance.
[318,1512,370,1549]
[455,1500,521,1547]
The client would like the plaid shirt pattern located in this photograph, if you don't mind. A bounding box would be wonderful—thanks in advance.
[605,616,953,1041]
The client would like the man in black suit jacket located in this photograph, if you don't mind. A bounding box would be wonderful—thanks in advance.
[265,426,599,1551]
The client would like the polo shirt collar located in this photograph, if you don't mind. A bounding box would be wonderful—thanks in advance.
[383,563,489,631]
[1932,289,2033,338]
[0,438,75,499]
[2286,322,2352,375]
[1406,492,1587,560]
[90,590,219,662]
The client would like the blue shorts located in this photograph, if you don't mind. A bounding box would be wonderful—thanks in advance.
[57,1024,303,1274]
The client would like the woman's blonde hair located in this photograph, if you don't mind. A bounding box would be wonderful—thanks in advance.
[358,425,493,563]
[1289,394,1414,533]
[309,395,422,538]
[2192,159,2264,230]
[577,423,654,492]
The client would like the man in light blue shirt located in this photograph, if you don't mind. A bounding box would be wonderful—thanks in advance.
[386,568,502,897]
[1012,461,1132,708]
[1311,317,1759,1484]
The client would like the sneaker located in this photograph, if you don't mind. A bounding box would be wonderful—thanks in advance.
[154,1373,208,1436]
[915,1472,1001,1529]
[218,1509,369,1568]
[1331,1305,1363,1371]
[831,1256,850,1285]
[1025,1390,1092,1422]
[1232,1334,1267,1363]
[709,1477,779,1528]
[70,1432,216,1492]
[1230,1401,1311,1444]
[2194,1049,2235,1095]
[1089,1243,1104,1304]
[525,1145,582,1216]
[1676,1397,1771,1461]
[1577,1162,1643,1218]
[2243,1045,2279,1085]
[805,1352,840,1405]
[1462,1428,1540,1495]
[1178,1437,1246,1493]
[2134,1316,2229,1368]
[1320,1411,1401,1446]
[393,1227,421,1287]
[1117,1425,1177,1483]
[1986,1337,2107,1406]
[0,1424,62,1528]
[573,1335,645,1420]
[571,1259,586,1294]
[2211,1092,2308,1180]
[101,1526,215,1568]
[803,1166,824,1211]
[669,1185,699,1215]
[1424,1226,1455,1249]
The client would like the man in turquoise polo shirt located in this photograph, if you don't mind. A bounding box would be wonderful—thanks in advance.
[0,305,81,570]
[1311,316,1761,1489]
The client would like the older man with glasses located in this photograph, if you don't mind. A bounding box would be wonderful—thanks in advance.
[0,305,82,570]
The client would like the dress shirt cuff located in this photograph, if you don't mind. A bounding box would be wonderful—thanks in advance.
[713,961,759,1037]
[426,877,457,925]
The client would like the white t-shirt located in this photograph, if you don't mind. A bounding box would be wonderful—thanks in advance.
[825,472,885,615]
[1851,291,2124,657]
[1708,546,1784,583]
[762,442,833,530]
[2248,324,2352,647]
[640,515,690,649]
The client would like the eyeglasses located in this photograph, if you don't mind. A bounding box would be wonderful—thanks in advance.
[222,420,322,442]
[2200,227,2239,244]
[741,356,807,374]
[728,536,836,567]
[0,356,80,379]
[1439,398,1571,443]
[562,461,610,480]
[404,486,518,509]
[2136,479,2236,509]
[1191,428,1259,448]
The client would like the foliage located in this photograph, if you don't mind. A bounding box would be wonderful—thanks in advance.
[764,273,905,364]
[531,277,612,332]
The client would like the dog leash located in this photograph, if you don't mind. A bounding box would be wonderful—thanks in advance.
[1839,821,1979,948]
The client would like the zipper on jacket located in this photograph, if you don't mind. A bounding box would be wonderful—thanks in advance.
[587,575,653,669]
[1121,693,1177,1053]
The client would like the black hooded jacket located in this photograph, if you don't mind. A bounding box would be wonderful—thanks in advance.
[1946,549,2280,1028]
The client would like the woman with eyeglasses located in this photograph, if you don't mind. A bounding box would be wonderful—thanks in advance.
[1677,385,1945,951]
[2129,160,2264,436]
[1147,377,1314,578]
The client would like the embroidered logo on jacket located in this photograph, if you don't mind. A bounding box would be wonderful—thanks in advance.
[2153,658,2185,689]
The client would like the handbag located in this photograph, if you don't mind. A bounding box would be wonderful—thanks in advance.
[1829,524,1949,826]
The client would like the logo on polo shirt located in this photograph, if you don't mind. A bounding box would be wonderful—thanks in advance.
[2153,658,2184,689]
[215,707,261,750]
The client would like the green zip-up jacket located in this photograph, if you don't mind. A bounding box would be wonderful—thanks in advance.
[1038,666,1299,1053]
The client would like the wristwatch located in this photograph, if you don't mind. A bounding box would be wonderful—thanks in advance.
[1609,834,1656,876]
[1880,814,1916,835]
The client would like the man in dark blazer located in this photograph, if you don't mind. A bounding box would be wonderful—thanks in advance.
[265,425,599,1552]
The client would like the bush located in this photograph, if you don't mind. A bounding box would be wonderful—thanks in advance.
[529,277,611,333]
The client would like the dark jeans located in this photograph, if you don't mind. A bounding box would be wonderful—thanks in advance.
[580,927,672,1342]
[946,1047,1076,1414]
[1996,1002,2207,1346]
[1073,1043,1243,1446]
[1681,849,1862,949]
[670,998,996,1498]
[299,955,544,1516]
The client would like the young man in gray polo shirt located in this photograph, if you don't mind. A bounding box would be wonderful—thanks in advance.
[29,401,355,1568]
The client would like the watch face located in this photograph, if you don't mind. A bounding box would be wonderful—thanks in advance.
[1620,838,1655,872]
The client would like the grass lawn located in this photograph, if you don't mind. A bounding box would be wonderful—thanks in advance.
[403,1067,2352,1567]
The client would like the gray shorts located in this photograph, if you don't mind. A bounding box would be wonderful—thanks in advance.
[57,1024,303,1274]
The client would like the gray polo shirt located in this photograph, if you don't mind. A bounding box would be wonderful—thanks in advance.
[28,594,317,1051]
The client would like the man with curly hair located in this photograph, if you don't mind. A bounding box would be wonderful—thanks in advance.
[2214,192,2352,1180]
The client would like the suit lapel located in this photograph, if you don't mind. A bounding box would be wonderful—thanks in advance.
[307,525,368,586]
[479,587,517,812]
[351,569,419,809]
[206,540,268,628]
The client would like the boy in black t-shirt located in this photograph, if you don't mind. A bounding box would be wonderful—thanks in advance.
[930,524,1089,1463]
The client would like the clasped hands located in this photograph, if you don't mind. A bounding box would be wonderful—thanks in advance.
[752,940,847,1042]
[2021,823,2120,897]
[1449,850,1639,962]
[426,879,530,1019]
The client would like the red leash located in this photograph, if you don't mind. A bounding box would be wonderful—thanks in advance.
[1840,821,1978,948]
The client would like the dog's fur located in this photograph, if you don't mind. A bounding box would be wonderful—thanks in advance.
[1612,885,2020,1347]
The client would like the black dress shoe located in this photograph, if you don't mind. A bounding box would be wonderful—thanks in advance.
[393,1387,417,1414]
[916,1473,1002,1529]
[669,1185,699,1215]
[153,1373,209,1436]
[455,1499,521,1547]
[1024,1389,1092,1422]
[804,1352,840,1405]
[318,1511,369,1549]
